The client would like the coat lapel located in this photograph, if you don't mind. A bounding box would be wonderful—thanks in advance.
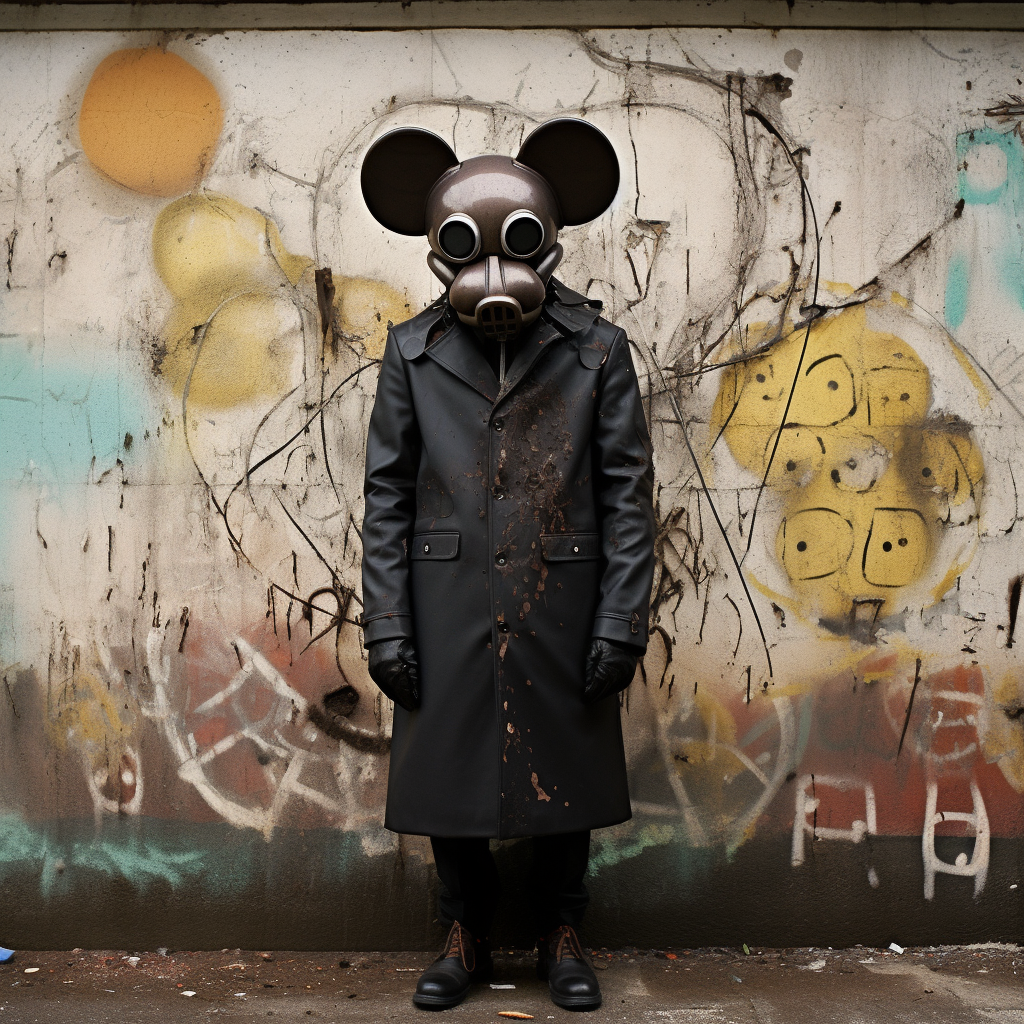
[497,317,564,400]
[498,280,605,397]
[425,321,499,403]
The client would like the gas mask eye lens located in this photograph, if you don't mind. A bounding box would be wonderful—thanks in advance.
[501,211,545,259]
[437,214,481,262]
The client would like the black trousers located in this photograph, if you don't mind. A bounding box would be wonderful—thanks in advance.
[430,831,591,942]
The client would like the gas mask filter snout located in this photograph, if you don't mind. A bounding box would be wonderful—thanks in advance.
[430,200,563,346]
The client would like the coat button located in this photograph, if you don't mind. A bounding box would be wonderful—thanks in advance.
[498,621,510,633]
[423,543,430,554]
[493,418,504,432]
[495,553,507,566]
[492,486,506,499]
[573,545,579,553]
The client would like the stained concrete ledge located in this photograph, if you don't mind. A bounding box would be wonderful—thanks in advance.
[3,1,1024,32]
[0,944,1020,1023]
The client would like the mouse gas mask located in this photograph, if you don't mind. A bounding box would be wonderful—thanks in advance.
[360,118,619,381]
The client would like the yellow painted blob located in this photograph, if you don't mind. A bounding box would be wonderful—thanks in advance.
[162,292,302,409]
[79,47,223,197]
[714,302,985,626]
[154,193,313,407]
[154,193,311,305]
[334,276,412,360]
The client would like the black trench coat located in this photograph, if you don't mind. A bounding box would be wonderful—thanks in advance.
[361,281,656,838]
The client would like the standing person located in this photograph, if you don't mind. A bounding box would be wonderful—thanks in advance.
[358,118,655,1011]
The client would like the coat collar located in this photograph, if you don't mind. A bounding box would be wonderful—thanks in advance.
[397,279,606,404]
[544,278,603,335]
[425,320,501,403]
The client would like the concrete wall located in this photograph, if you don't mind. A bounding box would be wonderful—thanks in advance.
[0,14,1022,948]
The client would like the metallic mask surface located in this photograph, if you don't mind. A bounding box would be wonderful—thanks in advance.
[360,118,620,346]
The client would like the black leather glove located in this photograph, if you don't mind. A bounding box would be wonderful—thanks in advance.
[583,637,639,704]
[367,638,420,712]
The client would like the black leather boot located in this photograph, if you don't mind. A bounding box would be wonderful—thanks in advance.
[413,921,491,1009]
[536,924,602,1010]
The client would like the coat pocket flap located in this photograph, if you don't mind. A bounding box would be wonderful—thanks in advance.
[540,533,601,561]
[410,532,460,560]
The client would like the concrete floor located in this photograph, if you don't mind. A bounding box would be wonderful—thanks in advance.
[0,945,1020,1023]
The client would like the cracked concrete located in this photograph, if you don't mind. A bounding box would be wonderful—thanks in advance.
[0,945,1019,1023]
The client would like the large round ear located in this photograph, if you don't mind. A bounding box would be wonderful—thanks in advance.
[516,118,619,226]
[360,127,459,235]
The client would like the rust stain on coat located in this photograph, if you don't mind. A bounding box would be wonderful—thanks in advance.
[531,771,551,802]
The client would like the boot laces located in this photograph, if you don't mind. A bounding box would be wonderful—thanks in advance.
[442,922,475,972]
[550,925,585,963]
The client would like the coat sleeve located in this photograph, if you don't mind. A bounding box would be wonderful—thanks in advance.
[360,332,422,645]
[591,328,656,652]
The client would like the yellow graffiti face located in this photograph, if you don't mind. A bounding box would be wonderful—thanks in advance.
[714,303,984,627]
[79,48,223,197]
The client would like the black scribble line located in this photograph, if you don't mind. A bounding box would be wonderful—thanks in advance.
[667,347,789,379]
[215,359,376,567]
[275,494,337,582]
[897,657,922,759]
[724,594,743,658]
[625,247,644,298]
[625,90,642,220]
[343,513,364,562]
[740,106,823,564]
[243,362,376,488]
[707,394,742,459]
[1008,463,1021,534]
[177,606,190,653]
[810,774,817,840]
[579,79,599,115]
[4,675,17,718]
[181,308,243,557]
[320,368,341,503]
[5,227,17,290]
[269,583,353,653]
[578,32,733,94]
[697,578,711,644]
[1007,576,1022,650]
[915,32,971,64]
[823,195,973,314]
[248,151,317,188]
[614,81,810,679]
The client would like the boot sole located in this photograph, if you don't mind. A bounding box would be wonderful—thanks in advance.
[412,988,470,1010]
[551,992,603,1010]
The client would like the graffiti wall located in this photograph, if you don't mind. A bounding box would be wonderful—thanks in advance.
[0,25,1021,949]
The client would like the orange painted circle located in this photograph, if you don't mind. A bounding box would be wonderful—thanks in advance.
[79,48,223,197]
